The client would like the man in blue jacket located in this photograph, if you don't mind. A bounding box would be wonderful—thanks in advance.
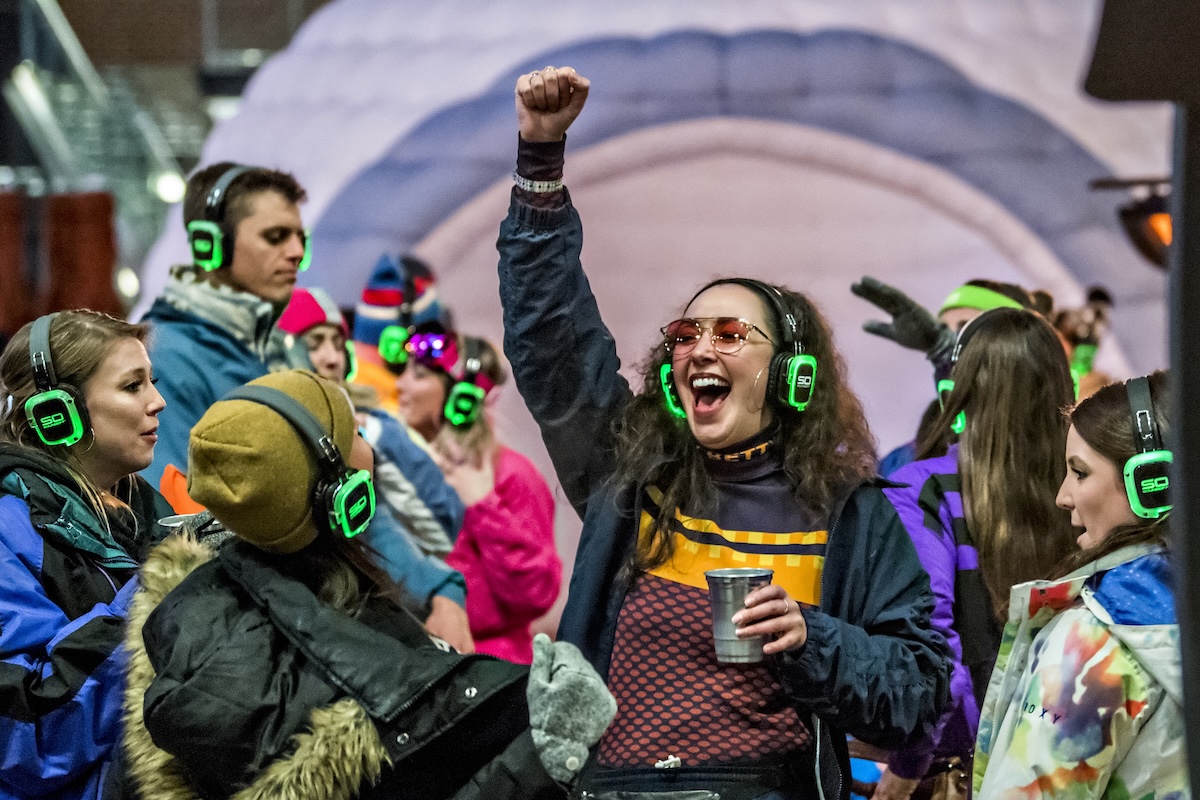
[140,163,472,647]
[141,162,311,495]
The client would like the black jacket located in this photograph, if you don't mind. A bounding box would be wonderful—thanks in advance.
[123,536,564,800]
[496,192,951,799]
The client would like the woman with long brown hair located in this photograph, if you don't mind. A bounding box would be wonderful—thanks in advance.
[872,308,1078,800]
[496,66,950,799]
[0,311,172,800]
[974,371,1184,798]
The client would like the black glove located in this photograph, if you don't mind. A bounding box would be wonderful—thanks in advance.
[851,276,946,352]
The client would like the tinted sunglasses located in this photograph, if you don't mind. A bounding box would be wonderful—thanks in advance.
[661,317,774,355]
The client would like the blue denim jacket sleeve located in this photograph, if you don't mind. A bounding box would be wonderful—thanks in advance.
[361,506,466,609]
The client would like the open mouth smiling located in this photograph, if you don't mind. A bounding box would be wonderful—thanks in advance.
[690,375,731,413]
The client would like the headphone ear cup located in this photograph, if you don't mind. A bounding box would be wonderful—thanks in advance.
[770,353,817,412]
[315,470,377,539]
[1123,450,1173,519]
[765,352,787,408]
[187,220,229,272]
[659,363,686,420]
[444,382,487,427]
[25,385,89,447]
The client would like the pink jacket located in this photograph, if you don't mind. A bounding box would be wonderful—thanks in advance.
[445,446,561,663]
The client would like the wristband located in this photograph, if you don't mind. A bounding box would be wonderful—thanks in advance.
[512,172,564,193]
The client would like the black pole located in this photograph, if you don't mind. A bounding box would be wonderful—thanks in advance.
[1168,105,1200,789]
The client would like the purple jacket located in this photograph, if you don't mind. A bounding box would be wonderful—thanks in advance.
[882,446,997,778]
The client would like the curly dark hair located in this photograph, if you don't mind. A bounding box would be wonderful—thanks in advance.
[611,279,877,572]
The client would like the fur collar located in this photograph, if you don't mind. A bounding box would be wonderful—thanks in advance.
[123,535,390,800]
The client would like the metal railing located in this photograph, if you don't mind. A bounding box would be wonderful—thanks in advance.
[2,0,185,293]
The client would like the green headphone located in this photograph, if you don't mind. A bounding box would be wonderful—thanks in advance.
[378,267,418,367]
[1123,376,1172,519]
[937,308,1004,436]
[186,165,311,272]
[662,278,818,418]
[660,362,686,419]
[24,313,89,447]
[223,384,376,539]
[444,338,489,428]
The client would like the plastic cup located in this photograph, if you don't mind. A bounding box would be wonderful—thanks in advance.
[704,567,774,663]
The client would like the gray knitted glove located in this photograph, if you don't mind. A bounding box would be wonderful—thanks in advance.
[526,633,617,784]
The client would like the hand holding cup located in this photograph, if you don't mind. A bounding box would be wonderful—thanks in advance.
[732,583,808,654]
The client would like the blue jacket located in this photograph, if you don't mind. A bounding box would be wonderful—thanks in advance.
[0,444,172,800]
[496,192,950,798]
[364,408,465,544]
[363,506,465,609]
[141,297,281,490]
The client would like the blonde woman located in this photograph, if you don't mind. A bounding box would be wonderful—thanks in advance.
[0,311,171,800]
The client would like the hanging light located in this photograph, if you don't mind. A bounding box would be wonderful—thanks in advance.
[1092,177,1172,269]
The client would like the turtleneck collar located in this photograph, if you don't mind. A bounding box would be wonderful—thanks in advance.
[702,424,783,482]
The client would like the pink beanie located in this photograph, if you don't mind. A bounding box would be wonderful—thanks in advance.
[278,287,348,337]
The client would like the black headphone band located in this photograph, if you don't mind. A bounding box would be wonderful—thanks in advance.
[28,313,58,391]
[223,385,348,482]
[1126,376,1163,454]
[690,278,801,354]
[204,165,253,222]
[399,264,417,330]
[950,307,1019,365]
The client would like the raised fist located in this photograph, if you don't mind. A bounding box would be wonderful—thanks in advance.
[515,66,590,142]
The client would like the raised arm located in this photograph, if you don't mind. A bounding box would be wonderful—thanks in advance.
[498,68,633,515]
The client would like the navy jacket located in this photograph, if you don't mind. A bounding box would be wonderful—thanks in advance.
[496,192,950,798]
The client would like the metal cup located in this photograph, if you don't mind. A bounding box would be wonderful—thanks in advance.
[704,567,774,664]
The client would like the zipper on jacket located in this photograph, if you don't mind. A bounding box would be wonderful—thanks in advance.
[96,563,118,596]
[811,484,859,800]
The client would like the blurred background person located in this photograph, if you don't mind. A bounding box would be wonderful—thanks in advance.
[852,277,1055,476]
[277,286,473,652]
[396,326,560,663]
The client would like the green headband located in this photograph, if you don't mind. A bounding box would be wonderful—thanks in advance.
[938,285,1025,315]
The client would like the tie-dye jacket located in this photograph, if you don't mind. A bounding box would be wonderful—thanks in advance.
[974,543,1187,800]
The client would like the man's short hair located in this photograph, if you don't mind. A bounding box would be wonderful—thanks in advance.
[182,162,307,232]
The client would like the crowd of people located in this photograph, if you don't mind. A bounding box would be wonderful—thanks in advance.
[0,65,1185,800]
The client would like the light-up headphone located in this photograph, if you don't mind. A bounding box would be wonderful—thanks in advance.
[661,278,818,420]
[186,164,311,273]
[936,308,1007,435]
[223,384,376,539]
[1123,376,1172,519]
[444,338,497,428]
[24,314,90,447]
[378,266,418,367]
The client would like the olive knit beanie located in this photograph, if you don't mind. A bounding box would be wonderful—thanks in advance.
[187,370,357,553]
